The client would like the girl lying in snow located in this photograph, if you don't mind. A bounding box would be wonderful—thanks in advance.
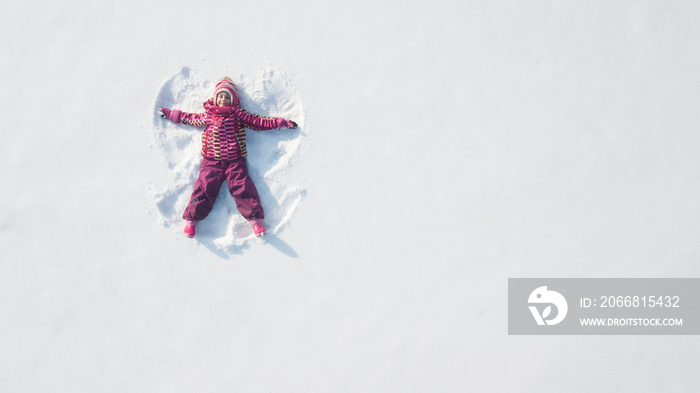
[158,77,298,238]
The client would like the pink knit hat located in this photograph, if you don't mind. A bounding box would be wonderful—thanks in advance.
[214,78,240,106]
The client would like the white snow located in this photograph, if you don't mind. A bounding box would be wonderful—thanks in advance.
[2,0,700,392]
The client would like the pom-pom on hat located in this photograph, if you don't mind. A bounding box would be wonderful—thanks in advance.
[214,77,239,106]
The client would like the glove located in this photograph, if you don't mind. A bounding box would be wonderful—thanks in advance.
[158,108,170,119]
[287,120,298,129]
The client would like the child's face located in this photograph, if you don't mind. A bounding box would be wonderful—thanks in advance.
[216,92,232,107]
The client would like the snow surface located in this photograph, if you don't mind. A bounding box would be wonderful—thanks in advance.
[2,0,700,392]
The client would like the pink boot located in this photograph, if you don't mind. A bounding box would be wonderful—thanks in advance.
[249,219,266,237]
[184,220,197,238]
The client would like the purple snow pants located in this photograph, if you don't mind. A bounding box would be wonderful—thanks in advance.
[183,158,264,222]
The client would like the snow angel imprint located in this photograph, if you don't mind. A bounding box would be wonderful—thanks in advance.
[158,77,298,239]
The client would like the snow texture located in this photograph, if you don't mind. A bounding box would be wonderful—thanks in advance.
[3,0,700,392]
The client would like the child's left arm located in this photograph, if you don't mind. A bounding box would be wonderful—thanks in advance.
[236,108,298,130]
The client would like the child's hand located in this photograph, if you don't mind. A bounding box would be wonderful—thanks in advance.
[287,120,298,129]
[158,108,170,119]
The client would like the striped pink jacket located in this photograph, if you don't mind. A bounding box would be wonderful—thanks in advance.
[167,99,293,161]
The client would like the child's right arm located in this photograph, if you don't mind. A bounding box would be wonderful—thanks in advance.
[158,108,206,127]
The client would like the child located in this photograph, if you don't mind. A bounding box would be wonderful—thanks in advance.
[158,77,298,238]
